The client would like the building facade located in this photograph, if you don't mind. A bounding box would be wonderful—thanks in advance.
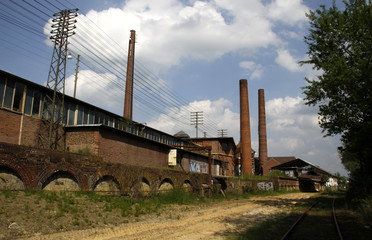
[0,70,230,176]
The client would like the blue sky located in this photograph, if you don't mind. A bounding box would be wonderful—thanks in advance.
[0,0,347,176]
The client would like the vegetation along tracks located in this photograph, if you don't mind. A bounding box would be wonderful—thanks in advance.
[281,197,343,240]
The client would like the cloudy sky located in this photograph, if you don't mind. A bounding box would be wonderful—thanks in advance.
[0,0,347,176]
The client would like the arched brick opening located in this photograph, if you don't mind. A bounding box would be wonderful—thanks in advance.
[158,178,174,193]
[41,171,80,191]
[128,177,151,197]
[214,177,227,191]
[37,162,84,190]
[0,165,26,190]
[0,159,33,188]
[181,179,193,192]
[93,175,121,195]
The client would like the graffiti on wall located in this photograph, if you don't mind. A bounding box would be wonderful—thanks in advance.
[190,161,208,173]
[257,182,273,191]
[190,161,201,173]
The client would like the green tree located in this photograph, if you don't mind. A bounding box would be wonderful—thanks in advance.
[301,0,372,197]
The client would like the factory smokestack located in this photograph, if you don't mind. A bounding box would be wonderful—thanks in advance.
[258,89,268,175]
[123,30,136,120]
[239,79,253,175]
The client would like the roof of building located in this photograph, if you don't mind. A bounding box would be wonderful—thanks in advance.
[189,137,236,146]
[298,172,322,182]
[267,156,296,164]
[173,131,190,139]
[272,158,334,177]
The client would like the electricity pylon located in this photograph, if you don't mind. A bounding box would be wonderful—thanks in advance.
[218,129,228,137]
[43,8,78,149]
[190,111,203,138]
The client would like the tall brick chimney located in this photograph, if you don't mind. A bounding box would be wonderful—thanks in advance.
[123,30,136,120]
[239,79,253,175]
[258,89,268,174]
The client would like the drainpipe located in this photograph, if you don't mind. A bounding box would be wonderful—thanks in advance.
[18,86,27,145]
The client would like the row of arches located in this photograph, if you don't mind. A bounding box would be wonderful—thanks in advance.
[0,165,195,195]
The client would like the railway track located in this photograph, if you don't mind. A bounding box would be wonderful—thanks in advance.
[281,197,344,240]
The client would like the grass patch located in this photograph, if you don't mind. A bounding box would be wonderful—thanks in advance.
[0,188,307,239]
[235,175,271,181]
[234,192,372,240]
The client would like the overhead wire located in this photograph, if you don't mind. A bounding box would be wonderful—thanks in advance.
[60,0,219,134]
[1,0,223,137]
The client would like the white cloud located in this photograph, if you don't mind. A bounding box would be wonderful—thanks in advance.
[263,95,345,175]
[147,98,240,139]
[267,0,309,26]
[43,0,310,73]
[239,61,263,80]
[275,49,302,72]
[65,70,123,114]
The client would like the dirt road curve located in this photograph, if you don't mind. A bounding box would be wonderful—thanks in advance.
[28,192,317,240]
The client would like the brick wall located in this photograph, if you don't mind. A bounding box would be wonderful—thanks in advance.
[0,108,21,144]
[65,127,100,154]
[262,158,280,175]
[65,126,169,168]
[0,142,211,194]
[191,139,236,176]
[0,107,65,149]
[20,115,43,147]
[99,128,169,167]
[0,142,301,193]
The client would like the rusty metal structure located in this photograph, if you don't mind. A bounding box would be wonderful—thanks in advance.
[43,8,78,149]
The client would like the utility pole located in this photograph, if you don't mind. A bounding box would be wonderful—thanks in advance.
[190,111,203,138]
[43,8,78,149]
[218,129,228,138]
[73,54,80,98]
[123,30,136,120]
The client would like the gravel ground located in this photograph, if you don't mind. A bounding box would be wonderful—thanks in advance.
[23,192,317,240]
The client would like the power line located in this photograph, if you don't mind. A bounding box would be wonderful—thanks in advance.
[0,0,225,138]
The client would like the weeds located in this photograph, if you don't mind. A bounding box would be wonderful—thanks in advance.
[0,187,304,239]
[359,196,372,223]
[235,174,271,181]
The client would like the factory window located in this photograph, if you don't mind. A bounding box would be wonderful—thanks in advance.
[68,103,75,125]
[62,103,68,124]
[41,94,53,120]
[13,83,25,112]
[3,79,14,108]
[32,90,41,116]
[24,88,33,115]
[104,115,109,126]
[0,76,5,107]
[88,110,95,124]
[97,113,103,124]
[53,102,63,122]
[114,118,119,129]
[83,108,88,124]
[224,162,229,170]
[94,112,100,124]
[77,105,89,125]
[76,105,83,124]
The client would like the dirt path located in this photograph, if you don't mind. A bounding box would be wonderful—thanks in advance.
[26,192,317,240]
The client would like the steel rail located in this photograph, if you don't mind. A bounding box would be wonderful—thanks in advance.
[280,201,318,240]
[333,197,344,240]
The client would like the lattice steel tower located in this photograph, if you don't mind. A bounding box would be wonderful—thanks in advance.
[43,8,78,149]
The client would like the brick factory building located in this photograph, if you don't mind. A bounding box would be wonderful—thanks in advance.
[0,70,237,176]
[0,69,337,193]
